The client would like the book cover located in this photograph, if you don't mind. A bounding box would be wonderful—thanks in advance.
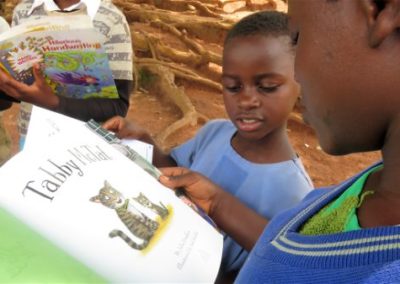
[0,16,118,99]
[0,107,223,282]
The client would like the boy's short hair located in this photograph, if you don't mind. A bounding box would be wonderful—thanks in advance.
[225,11,290,45]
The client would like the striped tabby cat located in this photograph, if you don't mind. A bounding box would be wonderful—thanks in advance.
[133,192,169,219]
[90,181,169,250]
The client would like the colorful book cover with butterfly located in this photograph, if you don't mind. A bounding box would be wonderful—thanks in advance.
[0,23,118,99]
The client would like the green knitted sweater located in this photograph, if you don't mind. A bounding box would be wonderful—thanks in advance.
[300,165,382,235]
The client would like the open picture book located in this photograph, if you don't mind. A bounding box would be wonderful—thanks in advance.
[0,107,223,282]
[0,15,118,99]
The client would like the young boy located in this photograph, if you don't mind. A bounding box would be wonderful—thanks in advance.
[0,0,134,148]
[103,11,313,277]
[160,0,400,282]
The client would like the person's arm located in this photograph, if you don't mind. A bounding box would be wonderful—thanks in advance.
[159,167,268,251]
[0,63,134,121]
[103,116,177,168]
[56,79,133,121]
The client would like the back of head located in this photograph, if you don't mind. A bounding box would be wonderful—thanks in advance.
[224,10,290,46]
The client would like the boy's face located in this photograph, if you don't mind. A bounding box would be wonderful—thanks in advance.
[222,35,299,143]
[288,0,393,154]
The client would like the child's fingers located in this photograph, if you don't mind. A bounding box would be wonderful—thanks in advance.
[159,167,190,177]
[102,116,123,132]
[159,167,203,191]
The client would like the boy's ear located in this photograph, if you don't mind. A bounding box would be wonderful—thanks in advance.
[359,0,400,47]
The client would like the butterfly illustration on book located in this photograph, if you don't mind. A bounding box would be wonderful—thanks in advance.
[54,72,100,86]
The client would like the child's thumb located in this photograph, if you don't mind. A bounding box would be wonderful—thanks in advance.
[159,174,186,189]
[32,63,45,85]
[159,175,174,187]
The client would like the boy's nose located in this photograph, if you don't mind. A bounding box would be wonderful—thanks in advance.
[237,87,261,109]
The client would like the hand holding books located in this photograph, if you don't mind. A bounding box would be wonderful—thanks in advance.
[159,166,268,252]
[0,15,120,115]
[102,114,151,142]
[0,63,59,109]
[159,167,222,216]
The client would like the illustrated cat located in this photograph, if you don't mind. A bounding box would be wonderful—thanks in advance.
[90,181,169,250]
[133,192,169,219]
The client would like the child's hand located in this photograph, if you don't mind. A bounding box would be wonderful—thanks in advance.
[0,64,59,109]
[160,167,268,250]
[103,116,149,140]
[159,167,224,216]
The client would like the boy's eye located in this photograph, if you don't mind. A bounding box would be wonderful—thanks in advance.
[223,84,242,94]
[258,85,279,93]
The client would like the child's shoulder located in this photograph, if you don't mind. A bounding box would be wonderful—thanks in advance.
[96,0,127,20]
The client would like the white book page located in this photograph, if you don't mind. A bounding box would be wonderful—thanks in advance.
[0,108,223,282]
[121,138,154,163]
[25,107,153,163]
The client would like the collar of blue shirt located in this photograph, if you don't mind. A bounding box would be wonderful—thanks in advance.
[27,0,101,20]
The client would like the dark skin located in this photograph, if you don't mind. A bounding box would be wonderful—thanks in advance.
[54,0,80,10]
[104,34,299,251]
[288,0,400,230]
[356,0,400,229]
[222,35,298,164]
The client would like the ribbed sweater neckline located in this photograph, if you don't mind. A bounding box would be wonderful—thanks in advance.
[270,161,400,268]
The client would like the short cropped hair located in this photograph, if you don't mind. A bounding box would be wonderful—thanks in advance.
[224,11,290,46]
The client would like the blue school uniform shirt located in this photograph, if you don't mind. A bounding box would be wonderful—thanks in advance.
[171,119,313,273]
[236,161,400,283]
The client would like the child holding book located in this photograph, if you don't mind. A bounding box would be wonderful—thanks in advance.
[0,0,134,148]
[160,0,400,282]
[103,11,313,277]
